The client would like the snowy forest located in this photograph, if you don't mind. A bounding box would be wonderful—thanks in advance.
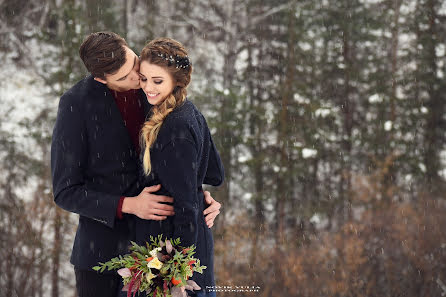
[1,0,446,296]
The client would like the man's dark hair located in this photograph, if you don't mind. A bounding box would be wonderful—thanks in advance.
[79,32,128,79]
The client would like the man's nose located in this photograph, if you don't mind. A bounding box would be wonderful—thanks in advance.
[130,70,139,80]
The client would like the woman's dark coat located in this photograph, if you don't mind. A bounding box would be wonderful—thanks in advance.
[135,99,224,291]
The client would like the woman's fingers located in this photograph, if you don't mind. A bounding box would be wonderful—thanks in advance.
[203,200,221,215]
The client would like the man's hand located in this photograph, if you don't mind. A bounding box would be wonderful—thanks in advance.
[122,185,174,220]
[203,191,221,228]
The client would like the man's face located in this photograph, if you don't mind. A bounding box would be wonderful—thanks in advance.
[94,46,140,92]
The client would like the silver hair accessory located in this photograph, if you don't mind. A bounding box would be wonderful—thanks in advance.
[157,53,190,69]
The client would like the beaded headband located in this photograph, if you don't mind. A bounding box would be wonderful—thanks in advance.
[157,53,191,69]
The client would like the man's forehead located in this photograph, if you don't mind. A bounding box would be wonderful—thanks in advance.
[126,47,138,57]
[107,47,137,80]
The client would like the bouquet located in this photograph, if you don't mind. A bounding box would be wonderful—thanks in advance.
[93,235,206,297]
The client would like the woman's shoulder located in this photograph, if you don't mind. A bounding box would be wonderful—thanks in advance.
[163,99,202,129]
[157,100,198,145]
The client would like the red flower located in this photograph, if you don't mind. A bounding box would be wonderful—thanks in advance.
[171,276,182,286]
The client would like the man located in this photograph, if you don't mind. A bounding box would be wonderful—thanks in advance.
[51,32,221,297]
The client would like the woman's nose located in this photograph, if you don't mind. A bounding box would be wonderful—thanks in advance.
[143,82,152,92]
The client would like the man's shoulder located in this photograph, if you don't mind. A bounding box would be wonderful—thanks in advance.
[60,75,101,104]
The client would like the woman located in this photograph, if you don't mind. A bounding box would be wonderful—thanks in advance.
[135,38,224,297]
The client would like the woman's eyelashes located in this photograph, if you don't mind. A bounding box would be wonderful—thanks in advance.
[138,74,162,84]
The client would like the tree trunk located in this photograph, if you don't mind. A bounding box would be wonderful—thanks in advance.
[51,207,62,297]
[341,11,353,224]
[423,0,442,189]
[276,3,297,246]
[122,0,129,38]
[245,16,266,266]
[382,0,402,202]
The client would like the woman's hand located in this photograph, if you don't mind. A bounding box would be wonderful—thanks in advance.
[203,191,221,228]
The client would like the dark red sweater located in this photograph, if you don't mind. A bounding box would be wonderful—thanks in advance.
[112,89,146,219]
[112,89,145,153]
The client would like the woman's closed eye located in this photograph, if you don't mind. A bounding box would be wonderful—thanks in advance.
[154,80,163,85]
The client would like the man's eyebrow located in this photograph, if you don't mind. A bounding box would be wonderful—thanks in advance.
[116,56,136,81]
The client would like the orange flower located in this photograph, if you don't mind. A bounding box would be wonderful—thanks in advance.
[188,260,196,270]
[171,276,182,285]
[146,257,153,262]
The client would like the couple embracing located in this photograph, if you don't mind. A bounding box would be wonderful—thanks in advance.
[51,32,224,297]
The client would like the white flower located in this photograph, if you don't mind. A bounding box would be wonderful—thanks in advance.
[149,247,161,257]
[147,257,163,270]
[146,271,156,282]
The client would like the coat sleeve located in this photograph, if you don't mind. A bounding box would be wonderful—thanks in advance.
[51,94,121,228]
[154,137,199,247]
[203,132,224,186]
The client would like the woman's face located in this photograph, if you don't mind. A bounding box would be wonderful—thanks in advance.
[139,61,175,106]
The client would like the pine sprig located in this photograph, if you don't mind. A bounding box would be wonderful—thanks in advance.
[93,254,140,273]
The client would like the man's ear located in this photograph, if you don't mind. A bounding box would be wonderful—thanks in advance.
[94,77,107,85]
